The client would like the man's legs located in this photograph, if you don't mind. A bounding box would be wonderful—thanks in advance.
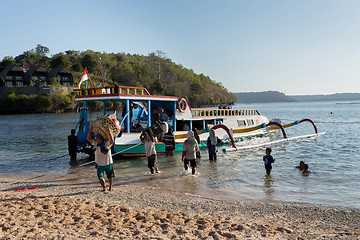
[99,178,106,191]
[108,178,113,191]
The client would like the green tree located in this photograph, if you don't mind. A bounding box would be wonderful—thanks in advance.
[0,56,16,72]
[49,77,58,85]
[50,54,70,68]
[71,62,82,72]
[81,54,97,73]
[33,95,52,112]
[14,44,51,67]
[35,44,49,57]
[149,79,165,95]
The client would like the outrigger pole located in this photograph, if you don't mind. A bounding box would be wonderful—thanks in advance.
[222,118,324,153]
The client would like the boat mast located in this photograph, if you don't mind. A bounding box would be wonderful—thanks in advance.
[126,100,130,133]
[173,101,177,131]
[147,100,151,129]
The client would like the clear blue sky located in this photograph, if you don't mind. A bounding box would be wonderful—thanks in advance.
[1,0,360,95]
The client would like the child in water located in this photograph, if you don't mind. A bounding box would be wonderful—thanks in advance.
[263,147,275,175]
[296,161,306,170]
[302,164,312,174]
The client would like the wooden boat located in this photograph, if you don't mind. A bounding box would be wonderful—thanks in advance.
[72,85,319,156]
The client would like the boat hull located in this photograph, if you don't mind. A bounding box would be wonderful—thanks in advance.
[113,129,271,157]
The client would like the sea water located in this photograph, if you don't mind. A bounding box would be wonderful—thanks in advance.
[0,101,359,209]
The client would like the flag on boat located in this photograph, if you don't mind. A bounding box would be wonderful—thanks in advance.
[78,68,93,88]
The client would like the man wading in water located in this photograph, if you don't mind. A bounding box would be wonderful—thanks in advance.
[182,131,199,175]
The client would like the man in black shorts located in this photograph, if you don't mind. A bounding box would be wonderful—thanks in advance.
[182,131,199,175]
[141,130,159,174]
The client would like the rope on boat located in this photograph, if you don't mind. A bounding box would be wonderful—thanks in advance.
[45,154,69,161]
[0,174,47,187]
[78,142,143,167]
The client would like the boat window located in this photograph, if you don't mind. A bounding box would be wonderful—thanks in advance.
[237,120,246,127]
[177,120,190,131]
[247,119,254,126]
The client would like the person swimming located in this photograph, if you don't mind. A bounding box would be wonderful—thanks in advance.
[296,161,305,170]
[302,164,312,174]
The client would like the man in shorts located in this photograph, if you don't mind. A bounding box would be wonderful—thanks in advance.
[87,126,115,192]
[182,131,199,175]
[141,130,159,174]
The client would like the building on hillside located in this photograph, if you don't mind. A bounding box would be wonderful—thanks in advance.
[26,66,50,86]
[49,66,74,86]
[0,65,28,87]
[21,62,31,72]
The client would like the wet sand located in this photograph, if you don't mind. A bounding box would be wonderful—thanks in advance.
[0,174,359,239]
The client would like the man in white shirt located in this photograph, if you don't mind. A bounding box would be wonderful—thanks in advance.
[87,126,115,192]
[141,130,159,174]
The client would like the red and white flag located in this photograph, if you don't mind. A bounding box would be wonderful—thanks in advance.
[78,68,90,88]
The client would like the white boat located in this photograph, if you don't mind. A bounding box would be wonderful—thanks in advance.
[72,85,319,156]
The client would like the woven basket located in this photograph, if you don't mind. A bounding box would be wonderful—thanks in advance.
[92,116,120,141]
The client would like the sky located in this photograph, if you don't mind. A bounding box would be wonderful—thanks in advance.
[1,0,360,95]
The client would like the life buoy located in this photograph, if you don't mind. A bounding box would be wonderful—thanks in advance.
[177,98,187,113]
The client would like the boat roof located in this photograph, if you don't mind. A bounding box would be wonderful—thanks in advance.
[74,86,179,102]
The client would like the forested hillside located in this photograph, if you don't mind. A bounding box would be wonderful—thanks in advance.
[0,45,236,107]
[233,91,296,103]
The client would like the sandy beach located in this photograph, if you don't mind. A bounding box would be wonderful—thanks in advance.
[0,174,359,240]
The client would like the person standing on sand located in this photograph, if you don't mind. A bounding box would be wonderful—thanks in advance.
[140,130,159,174]
[263,147,275,175]
[87,126,115,192]
[68,129,80,163]
[182,131,199,175]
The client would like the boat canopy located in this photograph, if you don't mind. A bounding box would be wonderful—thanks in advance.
[74,86,182,133]
[74,85,178,103]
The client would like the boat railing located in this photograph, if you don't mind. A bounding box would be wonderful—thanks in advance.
[191,108,260,118]
[74,86,151,97]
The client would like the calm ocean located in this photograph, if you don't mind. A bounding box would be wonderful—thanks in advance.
[1,101,359,209]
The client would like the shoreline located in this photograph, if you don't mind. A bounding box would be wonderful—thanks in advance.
[1,174,359,239]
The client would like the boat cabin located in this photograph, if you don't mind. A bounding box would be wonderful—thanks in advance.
[73,86,263,143]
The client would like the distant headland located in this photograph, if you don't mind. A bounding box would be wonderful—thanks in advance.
[233,91,360,103]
